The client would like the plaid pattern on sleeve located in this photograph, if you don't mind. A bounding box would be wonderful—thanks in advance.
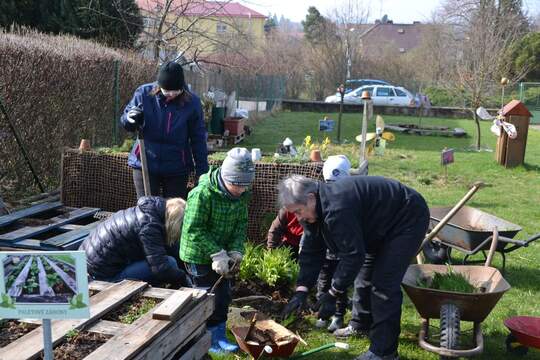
[180,167,250,264]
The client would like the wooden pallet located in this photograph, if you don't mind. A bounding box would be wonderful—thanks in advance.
[207,132,245,148]
[0,202,101,250]
[226,132,245,145]
[0,280,214,360]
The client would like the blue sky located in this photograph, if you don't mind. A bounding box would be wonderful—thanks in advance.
[242,0,540,24]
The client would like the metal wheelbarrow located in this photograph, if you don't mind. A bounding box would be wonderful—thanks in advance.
[403,234,511,359]
[423,206,540,272]
[504,316,540,356]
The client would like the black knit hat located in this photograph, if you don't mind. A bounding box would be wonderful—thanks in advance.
[157,61,185,91]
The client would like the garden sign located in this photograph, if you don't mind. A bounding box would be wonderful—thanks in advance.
[319,118,335,132]
[0,250,89,319]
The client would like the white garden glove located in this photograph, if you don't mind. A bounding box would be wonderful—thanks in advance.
[210,249,231,276]
[127,106,144,126]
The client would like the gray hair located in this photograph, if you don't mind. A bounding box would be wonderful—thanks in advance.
[278,175,318,207]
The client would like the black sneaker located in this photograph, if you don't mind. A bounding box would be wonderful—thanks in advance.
[333,324,369,338]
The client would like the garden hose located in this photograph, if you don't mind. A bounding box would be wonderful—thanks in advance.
[289,342,349,359]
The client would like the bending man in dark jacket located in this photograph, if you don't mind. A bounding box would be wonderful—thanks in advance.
[280,175,429,360]
[80,196,190,287]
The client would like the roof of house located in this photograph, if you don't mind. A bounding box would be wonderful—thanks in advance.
[137,0,266,19]
[353,22,435,54]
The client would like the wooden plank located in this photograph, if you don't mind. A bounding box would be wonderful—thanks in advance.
[152,291,192,321]
[175,330,211,360]
[0,201,62,229]
[87,320,130,336]
[7,239,56,250]
[89,280,114,292]
[57,224,84,231]
[21,318,129,337]
[7,256,33,297]
[0,207,99,242]
[43,221,100,247]
[142,287,177,299]
[136,323,206,360]
[85,293,214,360]
[87,281,201,300]
[0,280,148,360]
[35,256,54,296]
[43,256,77,293]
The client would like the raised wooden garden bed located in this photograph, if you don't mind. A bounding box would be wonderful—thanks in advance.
[0,280,214,360]
[0,201,102,251]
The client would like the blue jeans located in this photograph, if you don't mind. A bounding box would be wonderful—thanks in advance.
[185,263,231,327]
[108,256,179,284]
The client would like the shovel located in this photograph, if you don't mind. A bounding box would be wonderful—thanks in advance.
[416,181,486,264]
[137,127,151,196]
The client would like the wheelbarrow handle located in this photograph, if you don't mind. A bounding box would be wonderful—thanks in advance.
[417,181,485,263]
[497,236,527,247]
[525,232,540,245]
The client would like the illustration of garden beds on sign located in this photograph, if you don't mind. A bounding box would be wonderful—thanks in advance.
[3,254,78,304]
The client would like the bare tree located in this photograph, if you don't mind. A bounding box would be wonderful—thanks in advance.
[327,0,370,83]
[136,0,256,65]
[260,30,306,99]
[437,0,530,150]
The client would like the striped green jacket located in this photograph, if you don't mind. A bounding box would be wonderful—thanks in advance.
[180,167,250,264]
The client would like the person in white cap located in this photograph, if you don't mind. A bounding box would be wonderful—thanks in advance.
[322,155,352,182]
[180,147,255,354]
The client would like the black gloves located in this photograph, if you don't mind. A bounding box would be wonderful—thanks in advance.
[281,291,308,319]
[314,291,337,320]
[127,106,144,126]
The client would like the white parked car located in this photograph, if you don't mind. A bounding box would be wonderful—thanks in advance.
[325,85,415,107]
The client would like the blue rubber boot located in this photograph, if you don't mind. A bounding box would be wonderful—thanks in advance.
[207,325,223,354]
[216,322,239,352]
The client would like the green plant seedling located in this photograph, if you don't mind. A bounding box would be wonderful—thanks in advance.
[65,329,79,340]
[118,298,158,324]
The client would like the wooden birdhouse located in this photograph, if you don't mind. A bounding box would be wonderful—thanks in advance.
[496,100,532,168]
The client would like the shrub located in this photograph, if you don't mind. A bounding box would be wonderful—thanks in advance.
[239,243,299,288]
[239,243,264,281]
[0,28,156,199]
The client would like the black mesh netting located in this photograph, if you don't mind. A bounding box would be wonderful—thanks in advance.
[61,149,323,243]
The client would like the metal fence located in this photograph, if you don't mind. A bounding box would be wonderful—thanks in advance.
[519,82,540,124]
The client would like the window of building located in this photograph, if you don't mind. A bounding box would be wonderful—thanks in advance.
[217,22,227,33]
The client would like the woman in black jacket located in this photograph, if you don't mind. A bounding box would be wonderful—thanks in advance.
[80,196,190,287]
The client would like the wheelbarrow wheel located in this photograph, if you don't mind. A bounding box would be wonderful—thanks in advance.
[422,241,450,264]
[506,333,529,356]
[440,303,460,360]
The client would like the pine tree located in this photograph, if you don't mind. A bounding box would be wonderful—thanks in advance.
[302,7,327,44]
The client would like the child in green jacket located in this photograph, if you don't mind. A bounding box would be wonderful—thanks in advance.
[180,147,255,354]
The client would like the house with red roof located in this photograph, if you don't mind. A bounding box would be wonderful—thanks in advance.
[136,0,266,60]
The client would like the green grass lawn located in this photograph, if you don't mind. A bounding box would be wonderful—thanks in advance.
[214,111,540,360]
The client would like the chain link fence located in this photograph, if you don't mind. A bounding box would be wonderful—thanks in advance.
[519,82,540,124]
